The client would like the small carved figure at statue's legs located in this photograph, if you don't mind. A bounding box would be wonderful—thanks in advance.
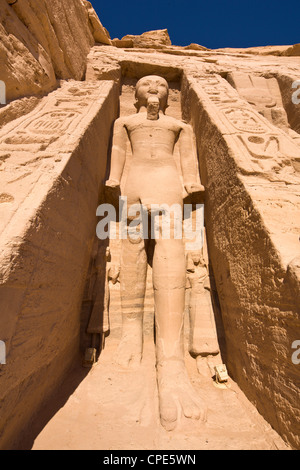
[189,287,220,355]
[84,246,110,367]
[101,275,110,347]
[186,252,220,377]
[116,235,147,367]
[153,238,207,430]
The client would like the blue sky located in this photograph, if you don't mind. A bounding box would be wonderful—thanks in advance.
[91,0,299,49]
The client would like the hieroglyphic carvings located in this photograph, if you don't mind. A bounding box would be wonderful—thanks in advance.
[228,73,287,126]
[0,82,112,153]
[26,111,79,135]
[223,108,266,133]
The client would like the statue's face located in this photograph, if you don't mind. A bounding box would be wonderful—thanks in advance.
[135,75,169,111]
[189,251,205,267]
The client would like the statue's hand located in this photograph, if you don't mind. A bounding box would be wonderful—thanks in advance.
[108,265,120,284]
[184,182,205,195]
[183,182,205,204]
[105,179,120,190]
[105,179,121,207]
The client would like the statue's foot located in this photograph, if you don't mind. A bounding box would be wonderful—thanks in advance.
[115,325,143,368]
[190,337,220,357]
[195,356,212,378]
[157,359,207,431]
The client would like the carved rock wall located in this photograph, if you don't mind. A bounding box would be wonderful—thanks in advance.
[0,80,119,449]
[181,73,300,448]
[0,0,57,101]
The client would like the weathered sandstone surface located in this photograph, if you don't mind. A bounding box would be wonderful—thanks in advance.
[0,0,56,101]
[216,44,300,57]
[120,29,172,49]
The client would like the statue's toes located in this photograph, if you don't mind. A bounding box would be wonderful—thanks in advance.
[159,395,178,431]
[180,387,207,422]
[181,394,200,419]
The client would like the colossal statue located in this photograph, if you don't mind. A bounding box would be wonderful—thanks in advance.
[106,75,206,430]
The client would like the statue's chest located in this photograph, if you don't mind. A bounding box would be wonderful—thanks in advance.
[127,121,180,143]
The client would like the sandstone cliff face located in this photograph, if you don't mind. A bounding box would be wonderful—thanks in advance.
[0,0,56,101]
[0,0,111,101]
[119,29,172,49]
[82,0,112,45]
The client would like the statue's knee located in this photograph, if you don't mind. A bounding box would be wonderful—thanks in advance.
[151,208,182,241]
[126,222,145,245]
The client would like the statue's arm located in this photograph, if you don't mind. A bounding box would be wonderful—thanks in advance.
[179,123,205,196]
[106,118,127,188]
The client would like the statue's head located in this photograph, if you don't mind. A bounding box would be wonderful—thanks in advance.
[186,251,205,272]
[135,75,169,113]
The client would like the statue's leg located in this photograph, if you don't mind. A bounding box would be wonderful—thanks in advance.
[116,234,147,367]
[153,237,207,430]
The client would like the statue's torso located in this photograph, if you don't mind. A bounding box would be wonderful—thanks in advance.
[124,113,183,165]
[121,113,185,205]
